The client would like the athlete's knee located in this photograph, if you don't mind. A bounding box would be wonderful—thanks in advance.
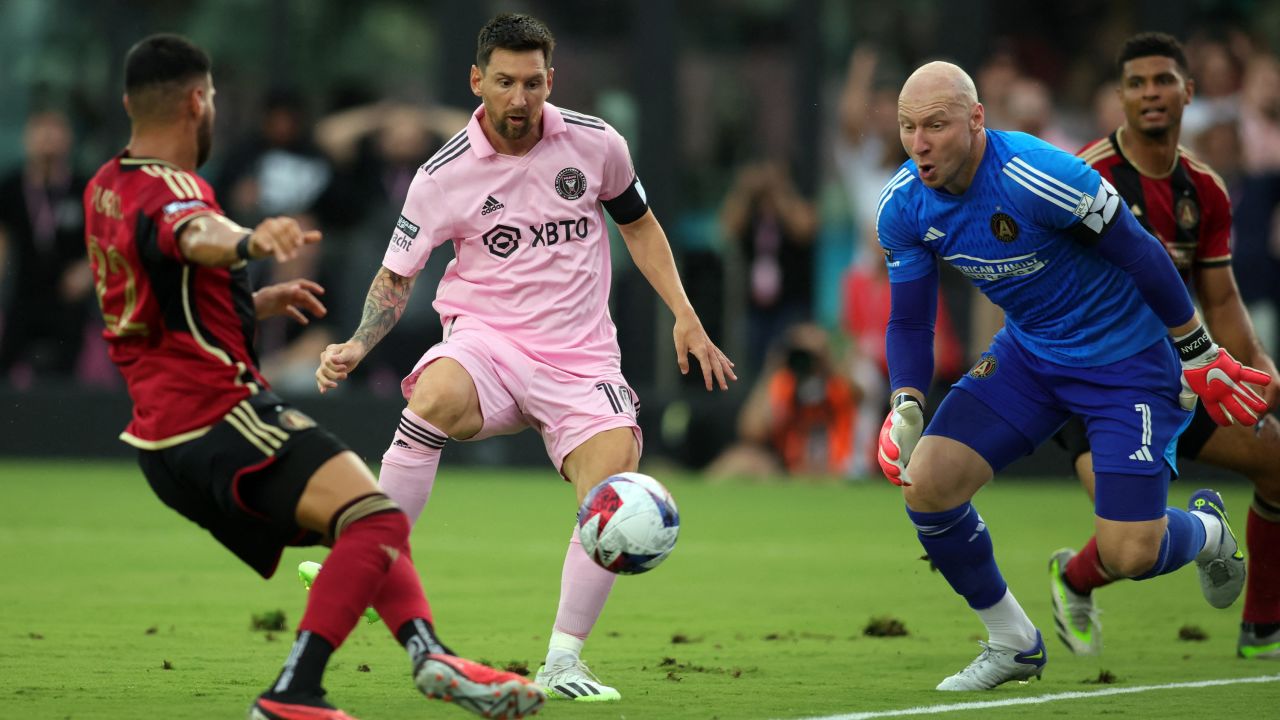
[1096,536,1159,578]
[407,386,477,438]
[609,438,640,473]
[1253,492,1280,523]
[901,449,985,512]
[902,474,968,512]
[1248,419,1280,499]
[331,492,409,547]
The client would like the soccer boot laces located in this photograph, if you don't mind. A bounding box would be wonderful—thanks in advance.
[1189,489,1246,609]
[935,630,1046,691]
[534,658,622,701]
[415,654,546,719]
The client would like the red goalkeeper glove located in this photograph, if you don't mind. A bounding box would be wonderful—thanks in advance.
[877,393,924,486]
[1176,326,1272,426]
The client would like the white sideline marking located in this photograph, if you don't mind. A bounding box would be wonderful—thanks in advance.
[784,674,1280,720]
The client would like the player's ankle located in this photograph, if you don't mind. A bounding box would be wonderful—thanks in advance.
[546,630,585,666]
[1191,510,1224,560]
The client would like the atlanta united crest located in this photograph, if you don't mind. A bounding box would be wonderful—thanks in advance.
[990,212,1019,242]
[555,167,587,200]
[968,353,998,379]
[1175,196,1199,230]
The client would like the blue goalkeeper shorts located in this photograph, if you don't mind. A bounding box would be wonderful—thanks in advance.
[926,329,1192,517]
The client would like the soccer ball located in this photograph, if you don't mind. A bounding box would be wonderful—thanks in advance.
[577,472,680,575]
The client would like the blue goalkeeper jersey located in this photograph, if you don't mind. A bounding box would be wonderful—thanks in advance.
[876,129,1169,367]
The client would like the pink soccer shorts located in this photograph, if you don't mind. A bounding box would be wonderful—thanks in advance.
[400,327,642,474]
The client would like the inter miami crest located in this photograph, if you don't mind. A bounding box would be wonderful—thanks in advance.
[990,212,1019,242]
[555,167,587,200]
[968,353,998,379]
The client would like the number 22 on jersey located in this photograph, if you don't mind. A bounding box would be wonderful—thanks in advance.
[88,235,149,337]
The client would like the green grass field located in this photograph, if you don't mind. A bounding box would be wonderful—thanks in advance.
[1,460,1276,719]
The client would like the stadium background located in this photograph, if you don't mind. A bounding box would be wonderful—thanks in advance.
[2,0,1278,477]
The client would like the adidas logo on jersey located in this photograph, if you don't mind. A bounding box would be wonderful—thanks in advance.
[392,439,412,449]
[1128,445,1153,462]
[481,195,504,216]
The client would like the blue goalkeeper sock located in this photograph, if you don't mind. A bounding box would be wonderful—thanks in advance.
[1133,507,1206,580]
[906,502,1007,609]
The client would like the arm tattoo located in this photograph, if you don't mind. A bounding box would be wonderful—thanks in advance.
[351,267,415,350]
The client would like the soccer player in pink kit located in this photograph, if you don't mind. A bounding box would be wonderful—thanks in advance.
[315,13,735,702]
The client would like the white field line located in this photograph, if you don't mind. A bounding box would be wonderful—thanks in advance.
[783,673,1280,720]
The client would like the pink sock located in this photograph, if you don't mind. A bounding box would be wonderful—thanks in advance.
[552,525,617,639]
[378,409,445,525]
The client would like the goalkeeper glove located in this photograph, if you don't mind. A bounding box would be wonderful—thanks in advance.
[877,393,924,486]
[1176,325,1271,426]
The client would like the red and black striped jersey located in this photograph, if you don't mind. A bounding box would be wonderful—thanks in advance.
[1078,130,1232,286]
[84,153,267,449]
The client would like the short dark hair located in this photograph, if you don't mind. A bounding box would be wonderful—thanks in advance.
[1116,32,1189,77]
[476,13,555,70]
[125,33,210,94]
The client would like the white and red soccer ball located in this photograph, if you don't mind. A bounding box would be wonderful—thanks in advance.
[577,472,680,574]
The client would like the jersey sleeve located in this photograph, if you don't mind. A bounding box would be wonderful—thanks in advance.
[1001,148,1121,244]
[875,172,932,282]
[382,170,453,276]
[598,125,649,225]
[1195,169,1233,267]
[142,168,222,261]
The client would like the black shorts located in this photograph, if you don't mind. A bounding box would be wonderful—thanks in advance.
[1051,402,1219,467]
[137,392,349,578]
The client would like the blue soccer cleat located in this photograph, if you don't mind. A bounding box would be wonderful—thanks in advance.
[1188,489,1246,609]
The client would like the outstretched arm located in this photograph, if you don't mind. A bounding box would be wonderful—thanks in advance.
[1197,265,1280,408]
[179,214,319,267]
[618,209,736,391]
[315,265,416,393]
[1091,198,1270,424]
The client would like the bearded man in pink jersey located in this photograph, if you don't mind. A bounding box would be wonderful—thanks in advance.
[315,13,735,702]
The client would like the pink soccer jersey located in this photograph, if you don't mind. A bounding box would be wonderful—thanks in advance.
[383,103,647,375]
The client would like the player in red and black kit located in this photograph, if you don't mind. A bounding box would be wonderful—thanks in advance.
[1048,32,1280,660]
[85,34,545,719]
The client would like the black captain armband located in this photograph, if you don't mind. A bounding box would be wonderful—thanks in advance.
[601,176,649,225]
[235,233,253,261]
[1175,325,1215,363]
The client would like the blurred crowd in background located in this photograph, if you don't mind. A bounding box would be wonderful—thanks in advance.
[3,0,1280,477]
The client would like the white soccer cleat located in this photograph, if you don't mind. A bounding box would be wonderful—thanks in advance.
[1189,489,1246,609]
[534,659,621,702]
[935,631,1046,691]
[1048,548,1102,655]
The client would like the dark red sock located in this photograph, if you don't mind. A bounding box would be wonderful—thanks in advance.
[371,549,434,637]
[1064,536,1116,593]
[1244,506,1280,624]
[298,510,409,648]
